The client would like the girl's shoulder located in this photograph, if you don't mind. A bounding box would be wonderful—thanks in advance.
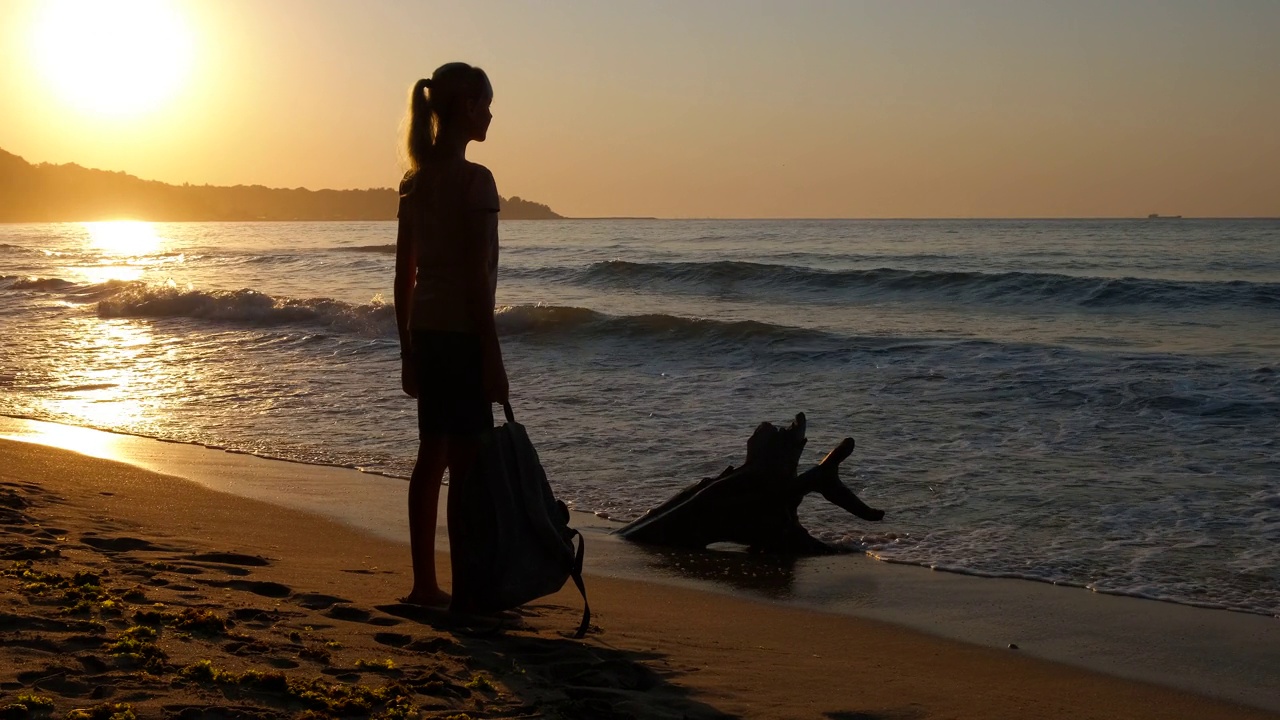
[461,162,499,211]
[459,160,495,186]
[399,161,497,210]
[399,169,420,198]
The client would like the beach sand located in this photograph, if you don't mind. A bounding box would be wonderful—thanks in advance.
[1,437,1276,719]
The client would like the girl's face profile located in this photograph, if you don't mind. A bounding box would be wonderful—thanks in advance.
[467,96,493,143]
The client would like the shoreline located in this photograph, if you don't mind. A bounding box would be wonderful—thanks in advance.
[3,414,1274,609]
[1,415,1276,715]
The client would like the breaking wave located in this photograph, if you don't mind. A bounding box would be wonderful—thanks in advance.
[11,273,859,350]
[96,283,395,334]
[89,279,843,349]
[510,261,1280,311]
[1,275,76,291]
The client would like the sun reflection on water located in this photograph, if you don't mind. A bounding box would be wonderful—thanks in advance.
[37,318,181,438]
[85,221,164,256]
[4,222,201,444]
[74,221,167,284]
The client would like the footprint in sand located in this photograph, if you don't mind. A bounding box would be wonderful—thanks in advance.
[323,604,403,627]
[229,608,284,623]
[183,552,272,567]
[2,636,61,653]
[324,604,371,622]
[21,668,93,697]
[0,612,104,634]
[63,634,107,651]
[0,486,32,510]
[78,655,108,673]
[405,637,459,654]
[6,525,65,540]
[291,593,353,611]
[0,544,60,561]
[80,535,180,553]
[199,579,292,598]
[164,704,282,719]
[373,632,412,648]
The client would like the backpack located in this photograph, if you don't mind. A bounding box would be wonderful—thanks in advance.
[448,402,590,638]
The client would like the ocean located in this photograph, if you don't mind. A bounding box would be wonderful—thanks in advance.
[1,218,1277,618]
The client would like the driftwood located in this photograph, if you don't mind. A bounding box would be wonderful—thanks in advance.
[616,413,884,555]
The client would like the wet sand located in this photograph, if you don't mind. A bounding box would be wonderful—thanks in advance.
[0,423,1276,718]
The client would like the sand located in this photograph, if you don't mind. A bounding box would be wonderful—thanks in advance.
[1,436,1276,719]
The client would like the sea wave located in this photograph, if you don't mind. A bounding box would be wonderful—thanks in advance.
[230,251,1280,311]
[69,277,837,349]
[1,275,77,291]
[96,283,394,334]
[509,260,1280,311]
[10,273,849,347]
[494,303,844,349]
[84,283,894,357]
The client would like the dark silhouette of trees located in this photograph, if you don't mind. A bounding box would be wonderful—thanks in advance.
[501,195,560,219]
[0,149,563,221]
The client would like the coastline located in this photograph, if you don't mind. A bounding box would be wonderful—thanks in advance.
[1,416,1276,717]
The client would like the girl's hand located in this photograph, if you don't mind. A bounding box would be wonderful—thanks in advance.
[483,355,509,404]
[401,355,418,398]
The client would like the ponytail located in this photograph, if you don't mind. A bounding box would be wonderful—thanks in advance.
[404,78,435,173]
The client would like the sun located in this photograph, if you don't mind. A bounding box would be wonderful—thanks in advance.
[30,0,195,118]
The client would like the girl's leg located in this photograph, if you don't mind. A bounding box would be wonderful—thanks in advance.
[405,435,450,605]
[443,433,482,607]
[444,434,482,494]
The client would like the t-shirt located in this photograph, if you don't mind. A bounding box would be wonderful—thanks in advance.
[398,160,500,333]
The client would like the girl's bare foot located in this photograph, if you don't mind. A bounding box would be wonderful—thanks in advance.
[400,588,451,607]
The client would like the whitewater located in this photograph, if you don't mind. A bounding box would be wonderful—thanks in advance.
[1,218,1277,617]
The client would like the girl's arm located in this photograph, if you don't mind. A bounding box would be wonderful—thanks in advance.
[394,182,418,397]
[461,168,507,403]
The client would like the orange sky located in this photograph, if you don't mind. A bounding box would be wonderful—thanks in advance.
[1,0,1277,218]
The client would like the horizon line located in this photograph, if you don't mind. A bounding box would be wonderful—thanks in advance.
[4,215,1280,226]
[570,215,1280,221]
[7,150,1278,223]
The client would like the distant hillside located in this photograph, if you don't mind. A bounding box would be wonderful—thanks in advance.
[0,149,562,221]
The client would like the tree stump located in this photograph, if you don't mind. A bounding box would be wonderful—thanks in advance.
[616,413,884,555]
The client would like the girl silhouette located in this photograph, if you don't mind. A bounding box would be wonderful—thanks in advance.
[394,63,507,606]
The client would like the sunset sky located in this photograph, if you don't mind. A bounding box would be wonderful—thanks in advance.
[2,0,1277,218]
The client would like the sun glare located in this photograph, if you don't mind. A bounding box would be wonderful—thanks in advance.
[85,221,163,255]
[2,417,130,463]
[30,0,195,117]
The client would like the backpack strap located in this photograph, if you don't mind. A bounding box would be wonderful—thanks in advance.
[568,529,590,639]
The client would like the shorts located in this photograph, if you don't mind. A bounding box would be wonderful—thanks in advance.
[410,329,494,436]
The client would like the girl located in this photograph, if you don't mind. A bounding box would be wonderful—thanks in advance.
[394,62,507,606]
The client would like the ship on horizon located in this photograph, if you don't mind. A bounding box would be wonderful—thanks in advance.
[1147,213,1183,219]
